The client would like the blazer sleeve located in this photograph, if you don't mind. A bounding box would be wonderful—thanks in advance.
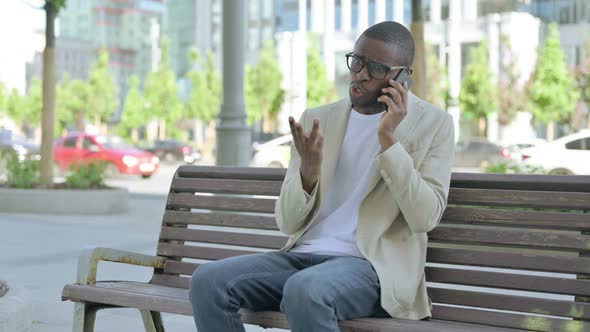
[374,113,455,233]
[274,111,321,236]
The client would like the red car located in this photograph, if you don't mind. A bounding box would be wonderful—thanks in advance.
[54,133,160,178]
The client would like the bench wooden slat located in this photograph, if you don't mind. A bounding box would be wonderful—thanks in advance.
[151,274,190,289]
[451,172,590,193]
[64,282,524,332]
[428,226,590,251]
[170,178,282,196]
[428,247,590,274]
[442,207,590,231]
[163,210,279,230]
[426,266,590,297]
[162,261,590,298]
[429,287,590,319]
[159,243,590,275]
[164,261,200,276]
[448,188,590,210]
[167,193,276,214]
[159,227,288,249]
[157,243,259,261]
[176,165,286,181]
[432,305,589,332]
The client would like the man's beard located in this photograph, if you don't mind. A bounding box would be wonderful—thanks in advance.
[350,90,386,110]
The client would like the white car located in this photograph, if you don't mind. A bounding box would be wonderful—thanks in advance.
[250,135,292,168]
[521,130,590,175]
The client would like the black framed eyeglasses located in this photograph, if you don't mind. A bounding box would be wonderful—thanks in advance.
[345,52,411,80]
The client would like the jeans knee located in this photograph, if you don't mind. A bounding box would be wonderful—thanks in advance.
[281,274,327,314]
[189,262,224,305]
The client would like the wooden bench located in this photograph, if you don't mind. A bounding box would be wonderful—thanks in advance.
[62,165,590,332]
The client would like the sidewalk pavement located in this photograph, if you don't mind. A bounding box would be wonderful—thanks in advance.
[0,193,284,332]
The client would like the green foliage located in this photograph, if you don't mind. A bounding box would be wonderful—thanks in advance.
[144,37,183,126]
[57,74,89,134]
[185,49,221,123]
[4,152,39,189]
[575,40,590,106]
[529,23,579,124]
[87,49,119,125]
[46,0,67,11]
[245,41,285,125]
[6,83,42,132]
[459,39,498,121]
[66,161,107,189]
[0,82,7,115]
[425,44,450,109]
[119,75,146,136]
[485,161,546,175]
[498,36,529,125]
[307,36,337,109]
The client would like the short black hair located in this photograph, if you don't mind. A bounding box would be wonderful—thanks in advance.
[361,21,415,66]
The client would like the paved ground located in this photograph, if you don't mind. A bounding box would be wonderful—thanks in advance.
[1,160,285,332]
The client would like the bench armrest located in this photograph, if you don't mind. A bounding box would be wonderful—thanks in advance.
[76,246,166,285]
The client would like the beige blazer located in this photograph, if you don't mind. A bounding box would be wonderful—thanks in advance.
[275,92,455,319]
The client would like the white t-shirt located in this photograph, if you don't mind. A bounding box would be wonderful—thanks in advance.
[290,108,384,257]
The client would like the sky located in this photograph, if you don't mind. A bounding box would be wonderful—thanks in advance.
[0,0,46,94]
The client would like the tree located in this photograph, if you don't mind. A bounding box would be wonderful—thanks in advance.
[574,40,590,130]
[6,82,42,137]
[118,75,146,142]
[56,74,89,134]
[0,82,7,115]
[425,44,449,109]
[497,35,529,126]
[185,49,221,124]
[529,23,579,141]
[410,0,426,99]
[245,41,285,132]
[40,0,67,187]
[87,49,118,128]
[307,36,337,109]
[144,37,182,140]
[459,39,498,137]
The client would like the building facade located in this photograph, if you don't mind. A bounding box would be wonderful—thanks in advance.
[57,0,165,104]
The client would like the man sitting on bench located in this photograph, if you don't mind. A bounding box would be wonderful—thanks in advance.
[189,21,455,332]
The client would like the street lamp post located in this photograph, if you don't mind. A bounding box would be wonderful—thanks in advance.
[216,0,251,166]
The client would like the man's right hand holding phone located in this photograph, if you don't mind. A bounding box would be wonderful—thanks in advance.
[289,116,324,195]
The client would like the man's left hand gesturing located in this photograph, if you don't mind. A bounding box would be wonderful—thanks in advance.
[377,80,408,152]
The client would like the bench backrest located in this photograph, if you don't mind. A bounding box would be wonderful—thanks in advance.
[153,165,590,332]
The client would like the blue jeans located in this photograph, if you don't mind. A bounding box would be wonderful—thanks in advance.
[189,251,388,332]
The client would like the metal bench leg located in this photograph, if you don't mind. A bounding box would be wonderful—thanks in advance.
[140,310,165,332]
[72,303,99,332]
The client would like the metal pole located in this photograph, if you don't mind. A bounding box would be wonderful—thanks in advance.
[216,0,250,166]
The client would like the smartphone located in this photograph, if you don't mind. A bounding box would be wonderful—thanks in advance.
[379,68,412,110]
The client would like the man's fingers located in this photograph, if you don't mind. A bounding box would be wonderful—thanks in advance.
[316,135,324,150]
[309,119,320,142]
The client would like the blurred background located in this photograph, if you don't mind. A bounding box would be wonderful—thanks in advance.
[0,0,589,179]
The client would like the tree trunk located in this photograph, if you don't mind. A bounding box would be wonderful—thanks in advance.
[547,121,555,142]
[40,3,57,188]
[478,116,487,137]
[410,0,426,99]
[131,128,139,142]
[159,119,166,140]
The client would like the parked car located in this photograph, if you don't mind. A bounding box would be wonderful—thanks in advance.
[520,130,590,175]
[0,138,40,162]
[502,138,547,160]
[250,135,292,168]
[145,139,201,164]
[54,133,159,179]
[454,138,512,169]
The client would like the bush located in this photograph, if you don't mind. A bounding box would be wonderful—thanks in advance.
[3,152,39,189]
[485,161,546,175]
[66,161,108,189]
